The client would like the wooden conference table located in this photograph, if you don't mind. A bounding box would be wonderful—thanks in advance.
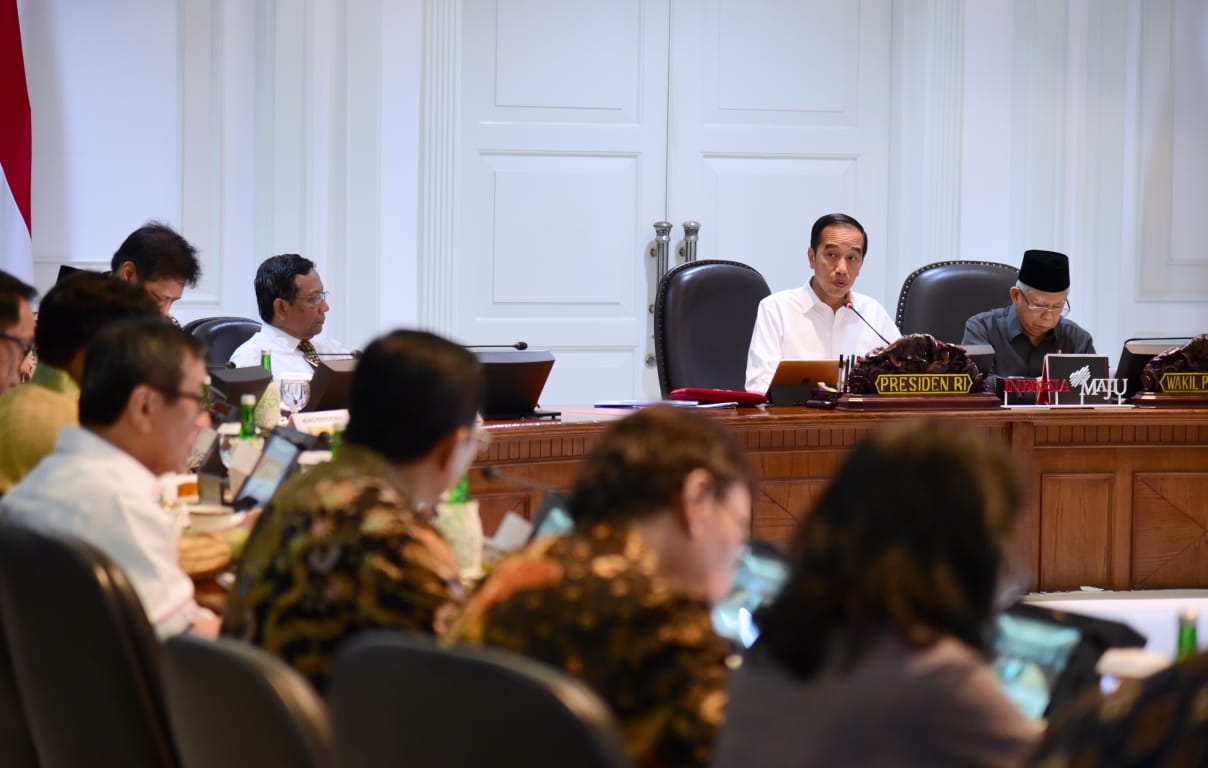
[471,404,1208,593]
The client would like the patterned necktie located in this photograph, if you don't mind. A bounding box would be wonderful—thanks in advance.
[297,339,322,368]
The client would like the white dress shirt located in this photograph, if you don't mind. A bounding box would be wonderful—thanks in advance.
[229,322,351,381]
[0,428,202,638]
[745,283,901,393]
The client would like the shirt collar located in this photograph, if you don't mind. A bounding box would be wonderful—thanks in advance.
[331,443,419,507]
[57,427,161,498]
[800,279,852,315]
[31,363,80,399]
[263,322,306,352]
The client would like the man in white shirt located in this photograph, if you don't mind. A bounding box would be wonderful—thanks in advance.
[1,318,219,638]
[745,213,900,393]
[229,253,351,379]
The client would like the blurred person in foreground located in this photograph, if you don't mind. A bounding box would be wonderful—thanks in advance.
[111,221,203,321]
[223,330,483,689]
[712,420,1038,768]
[0,270,36,396]
[1029,648,1208,767]
[450,406,752,768]
[0,273,158,493]
[0,318,218,637]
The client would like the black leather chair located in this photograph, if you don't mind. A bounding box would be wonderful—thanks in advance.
[189,316,261,368]
[654,260,771,396]
[181,315,244,335]
[0,524,179,767]
[0,611,38,768]
[330,631,634,768]
[163,635,334,768]
[895,260,1019,343]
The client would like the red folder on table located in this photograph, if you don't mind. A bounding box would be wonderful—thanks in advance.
[669,388,767,406]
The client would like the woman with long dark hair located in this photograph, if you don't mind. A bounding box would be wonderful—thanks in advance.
[712,420,1038,767]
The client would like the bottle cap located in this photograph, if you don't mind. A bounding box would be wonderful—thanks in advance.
[241,393,256,405]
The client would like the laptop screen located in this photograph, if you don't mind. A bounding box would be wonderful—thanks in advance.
[231,428,316,511]
[991,609,1082,720]
[477,350,556,419]
[528,491,574,542]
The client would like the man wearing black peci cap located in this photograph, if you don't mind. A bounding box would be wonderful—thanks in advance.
[962,249,1095,380]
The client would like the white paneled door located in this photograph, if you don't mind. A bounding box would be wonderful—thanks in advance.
[455,0,893,403]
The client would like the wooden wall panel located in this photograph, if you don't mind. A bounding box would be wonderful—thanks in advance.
[753,479,832,545]
[1132,473,1208,588]
[1029,474,1115,592]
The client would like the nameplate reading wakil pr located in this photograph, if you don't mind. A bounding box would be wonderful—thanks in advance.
[1160,372,1208,394]
[873,373,974,396]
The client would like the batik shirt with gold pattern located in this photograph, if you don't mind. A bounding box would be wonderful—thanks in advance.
[449,522,731,768]
[1030,649,1208,766]
[222,445,462,690]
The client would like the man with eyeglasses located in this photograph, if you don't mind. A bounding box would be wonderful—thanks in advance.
[1,318,219,638]
[0,270,37,396]
[229,253,351,380]
[962,249,1095,384]
[111,221,203,323]
[0,273,158,494]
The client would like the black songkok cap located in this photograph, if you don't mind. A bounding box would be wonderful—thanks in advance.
[1018,250,1070,292]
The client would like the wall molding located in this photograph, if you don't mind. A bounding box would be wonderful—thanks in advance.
[419,0,460,334]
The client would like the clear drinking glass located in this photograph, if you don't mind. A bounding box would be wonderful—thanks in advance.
[279,378,311,419]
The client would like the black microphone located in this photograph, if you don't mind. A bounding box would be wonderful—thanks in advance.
[844,301,891,346]
[482,465,559,494]
[312,350,362,359]
[466,342,529,351]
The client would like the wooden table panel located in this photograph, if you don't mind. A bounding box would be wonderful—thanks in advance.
[1038,473,1115,591]
[1132,472,1208,589]
[473,405,1208,590]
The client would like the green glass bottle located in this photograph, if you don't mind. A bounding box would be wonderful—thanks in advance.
[330,427,344,460]
[239,393,257,439]
[260,349,272,373]
[1177,609,1198,662]
[448,475,471,504]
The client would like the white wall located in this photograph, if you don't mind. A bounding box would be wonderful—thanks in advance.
[15,0,1208,364]
[17,0,425,351]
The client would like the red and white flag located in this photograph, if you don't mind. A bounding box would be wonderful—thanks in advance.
[0,0,33,282]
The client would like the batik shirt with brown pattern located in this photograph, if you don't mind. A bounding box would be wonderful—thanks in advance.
[449,521,731,768]
[222,444,462,690]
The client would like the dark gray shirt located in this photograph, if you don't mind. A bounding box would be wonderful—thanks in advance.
[712,636,1038,768]
[963,306,1095,378]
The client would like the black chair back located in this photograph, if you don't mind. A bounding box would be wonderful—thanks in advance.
[189,316,261,368]
[0,524,179,767]
[330,631,634,768]
[0,610,38,768]
[163,634,334,768]
[654,260,771,396]
[181,315,244,335]
[895,260,1019,342]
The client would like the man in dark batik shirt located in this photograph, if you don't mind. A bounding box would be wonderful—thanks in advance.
[1030,649,1208,766]
[223,330,485,690]
[963,249,1094,388]
[450,406,753,768]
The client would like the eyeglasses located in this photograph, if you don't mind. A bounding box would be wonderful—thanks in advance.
[297,291,329,307]
[1021,294,1071,317]
[150,386,210,412]
[0,333,35,356]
